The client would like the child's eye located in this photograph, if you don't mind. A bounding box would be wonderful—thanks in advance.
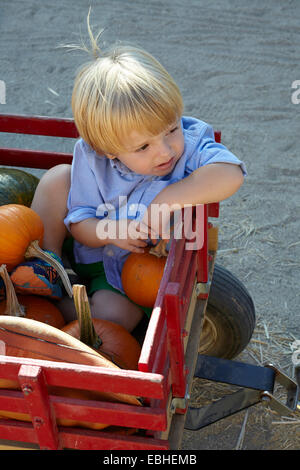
[168,126,178,134]
[136,143,149,152]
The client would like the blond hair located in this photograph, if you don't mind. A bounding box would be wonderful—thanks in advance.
[71,12,183,155]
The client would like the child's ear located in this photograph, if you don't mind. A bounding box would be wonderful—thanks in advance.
[106,153,116,160]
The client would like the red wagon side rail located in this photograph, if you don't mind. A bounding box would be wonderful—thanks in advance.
[0,114,77,169]
[0,352,170,450]
[0,114,220,450]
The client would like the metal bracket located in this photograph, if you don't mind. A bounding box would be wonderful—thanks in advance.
[261,362,299,415]
[185,355,299,431]
[171,385,190,414]
[196,281,211,298]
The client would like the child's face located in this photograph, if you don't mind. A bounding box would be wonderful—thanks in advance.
[107,120,184,176]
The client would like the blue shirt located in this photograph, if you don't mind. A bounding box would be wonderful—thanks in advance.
[64,116,247,293]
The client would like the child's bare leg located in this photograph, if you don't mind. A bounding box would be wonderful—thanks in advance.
[57,290,144,332]
[31,164,71,257]
[91,290,144,332]
[57,296,78,323]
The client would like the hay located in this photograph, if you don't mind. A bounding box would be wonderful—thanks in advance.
[189,314,300,449]
[235,409,249,450]
[244,317,298,372]
[233,316,300,449]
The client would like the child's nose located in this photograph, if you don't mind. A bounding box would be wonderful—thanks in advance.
[157,138,173,161]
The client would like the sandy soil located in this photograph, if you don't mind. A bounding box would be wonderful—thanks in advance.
[1,0,300,450]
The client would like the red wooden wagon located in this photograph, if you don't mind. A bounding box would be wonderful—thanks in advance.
[0,114,298,450]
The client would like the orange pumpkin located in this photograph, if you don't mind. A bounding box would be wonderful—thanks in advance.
[0,204,43,271]
[0,204,72,296]
[15,295,65,328]
[62,284,141,370]
[0,264,65,329]
[121,241,168,308]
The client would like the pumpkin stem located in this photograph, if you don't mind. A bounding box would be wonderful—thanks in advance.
[0,264,25,317]
[149,239,169,258]
[72,284,102,349]
[25,240,73,298]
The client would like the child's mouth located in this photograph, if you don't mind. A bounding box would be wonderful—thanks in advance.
[156,157,174,170]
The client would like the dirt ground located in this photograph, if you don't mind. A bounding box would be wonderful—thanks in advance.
[1,0,300,450]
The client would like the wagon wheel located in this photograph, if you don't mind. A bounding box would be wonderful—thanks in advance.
[198,263,255,359]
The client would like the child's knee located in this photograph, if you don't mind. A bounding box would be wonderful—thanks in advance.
[90,289,123,315]
[90,289,143,331]
[39,164,71,191]
[32,164,71,208]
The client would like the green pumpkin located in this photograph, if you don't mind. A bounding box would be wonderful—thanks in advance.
[0,168,39,207]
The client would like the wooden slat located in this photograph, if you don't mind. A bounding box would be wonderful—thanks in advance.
[0,389,27,414]
[0,356,165,399]
[0,148,73,169]
[0,419,170,450]
[197,204,208,283]
[208,202,220,218]
[0,114,78,138]
[180,252,198,325]
[0,440,38,450]
[0,389,167,431]
[0,419,37,444]
[165,282,186,398]
[59,427,170,450]
[214,130,221,143]
[172,246,193,290]
[169,238,187,284]
[149,321,168,376]
[52,397,167,431]
[182,278,198,354]
[208,224,219,251]
[18,365,60,450]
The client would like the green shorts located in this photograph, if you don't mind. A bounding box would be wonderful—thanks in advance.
[62,237,153,318]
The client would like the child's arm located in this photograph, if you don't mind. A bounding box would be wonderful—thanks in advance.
[142,162,244,235]
[69,218,107,248]
[152,163,243,207]
[70,217,154,253]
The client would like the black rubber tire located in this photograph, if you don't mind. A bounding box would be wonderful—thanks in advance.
[198,263,256,359]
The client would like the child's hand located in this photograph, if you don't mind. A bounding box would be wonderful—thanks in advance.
[141,206,174,241]
[97,219,158,253]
